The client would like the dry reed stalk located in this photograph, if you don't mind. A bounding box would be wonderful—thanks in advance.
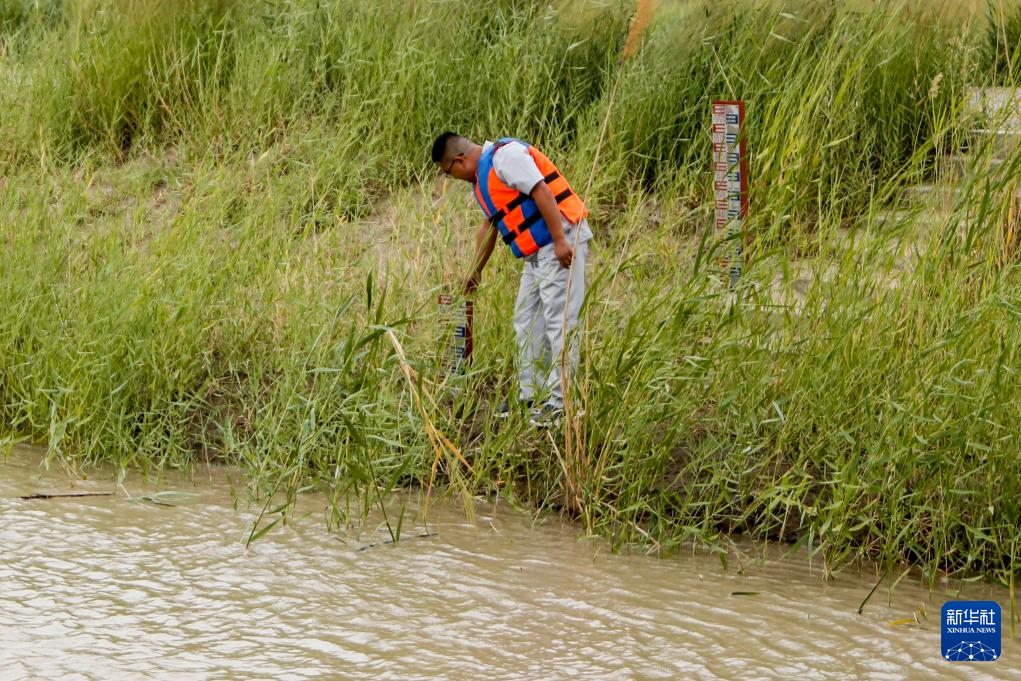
[386,329,471,520]
[623,0,657,60]
[1003,181,1020,268]
[997,0,1010,78]
[560,0,658,517]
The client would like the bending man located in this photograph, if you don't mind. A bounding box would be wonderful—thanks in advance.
[431,132,592,428]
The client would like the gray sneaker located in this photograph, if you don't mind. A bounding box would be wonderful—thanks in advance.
[528,404,563,429]
[496,399,532,419]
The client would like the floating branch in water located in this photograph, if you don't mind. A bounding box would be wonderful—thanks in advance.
[356,532,438,552]
[19,492,114,499]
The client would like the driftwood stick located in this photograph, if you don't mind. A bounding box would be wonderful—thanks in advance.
[19,492,114,500]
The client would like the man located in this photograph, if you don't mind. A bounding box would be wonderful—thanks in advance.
[431,132,592,428]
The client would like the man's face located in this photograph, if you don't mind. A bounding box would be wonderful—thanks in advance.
[438,152,474,183]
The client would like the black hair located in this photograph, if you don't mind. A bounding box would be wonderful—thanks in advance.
[431,131,461,163]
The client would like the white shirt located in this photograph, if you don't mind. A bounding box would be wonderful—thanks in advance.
[485,139,547,194]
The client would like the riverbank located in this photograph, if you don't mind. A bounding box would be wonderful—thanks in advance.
[1,0,1020,587]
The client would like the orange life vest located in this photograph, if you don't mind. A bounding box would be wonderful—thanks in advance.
[473,138,587,258]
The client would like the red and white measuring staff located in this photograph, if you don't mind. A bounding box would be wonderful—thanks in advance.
[712,100,748,287]
[438,293,473,375]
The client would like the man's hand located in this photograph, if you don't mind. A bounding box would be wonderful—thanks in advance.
[531,181,574,269]
[554,237,574,269]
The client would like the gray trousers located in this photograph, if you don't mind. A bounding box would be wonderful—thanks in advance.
[512,225,588,409]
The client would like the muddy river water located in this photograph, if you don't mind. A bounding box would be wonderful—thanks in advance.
[1,445,1018,680]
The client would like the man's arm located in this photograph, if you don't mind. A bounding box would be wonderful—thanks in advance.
[531,181,573,268]
[491,143,573,269]
[464,220,498,294]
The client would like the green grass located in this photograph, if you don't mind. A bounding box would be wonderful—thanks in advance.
[1,0,1020,594]
[982,0,1021,83]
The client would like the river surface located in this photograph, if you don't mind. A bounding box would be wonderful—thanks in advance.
[1,445,1019,680]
